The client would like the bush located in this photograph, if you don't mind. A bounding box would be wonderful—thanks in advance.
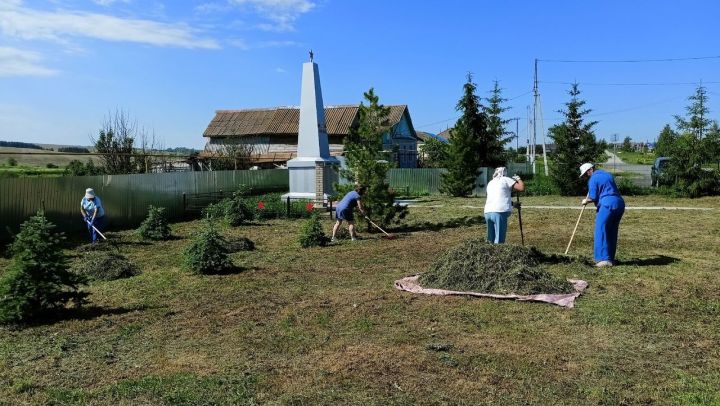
[420,238,574,295]
[7,157,17,167]
[522,173,560,196]
[183,222,234,274]
[225,192,254,226]
[0,212,87,324]
[225,237,255,252]
[72,251,139,281]
[46,163,58,169]
[137,206,172,240]
[298,213,329,248]
[615,177,651,196]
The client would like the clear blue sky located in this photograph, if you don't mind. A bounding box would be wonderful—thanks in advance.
[2,0,720,149]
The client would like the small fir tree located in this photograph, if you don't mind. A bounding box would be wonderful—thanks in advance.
[340,88,407,226]
[441,74,488,196]
[298,213,329,248]
[548,83,605,196]
[674,85,712,139]
[0,212,87,324]
[137,205,172,240]
[482,81,512,167]
[183,221,233,274]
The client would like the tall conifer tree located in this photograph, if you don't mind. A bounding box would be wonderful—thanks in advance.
[440,74,488,196]
[548,83,604,196]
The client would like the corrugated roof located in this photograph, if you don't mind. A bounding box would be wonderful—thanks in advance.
[204,105,409,138]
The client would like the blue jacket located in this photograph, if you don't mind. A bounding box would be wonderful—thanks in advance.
[588,170,624,209]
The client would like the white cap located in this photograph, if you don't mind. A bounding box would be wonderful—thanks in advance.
[85,188,96,199]
[579,163,594,178]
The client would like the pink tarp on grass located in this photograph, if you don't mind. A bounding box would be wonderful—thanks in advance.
[394,275,588,308]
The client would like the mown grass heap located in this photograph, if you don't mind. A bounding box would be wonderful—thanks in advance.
[420,238,574,295]
[72,247,139,282]
[225,236,255,252]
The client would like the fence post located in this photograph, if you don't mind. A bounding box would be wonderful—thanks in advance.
[286,196,290,217]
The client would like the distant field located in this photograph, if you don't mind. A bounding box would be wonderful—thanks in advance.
[0,147,94,167]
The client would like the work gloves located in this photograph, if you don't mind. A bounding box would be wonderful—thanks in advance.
[512,175,522,182]
[581,198,589,206]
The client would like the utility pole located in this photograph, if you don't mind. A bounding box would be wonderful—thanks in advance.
[612,133,618,173]
[533,58,549,176]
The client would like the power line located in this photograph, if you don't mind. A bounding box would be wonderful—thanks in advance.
[539,80,720,87]
[538,55,720,63]
[415,90,533,129]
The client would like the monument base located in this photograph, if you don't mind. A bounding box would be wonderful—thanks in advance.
[282,156,339,203]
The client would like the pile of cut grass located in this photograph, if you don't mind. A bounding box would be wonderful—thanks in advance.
[420,238,574,295]
[72,244,139,282]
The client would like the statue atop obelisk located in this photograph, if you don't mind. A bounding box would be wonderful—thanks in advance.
[283,52,338,202]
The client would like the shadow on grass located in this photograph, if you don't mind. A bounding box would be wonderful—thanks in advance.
[618,255,680,267]
[393,215,486,233]
[20,305,147,328]
[201,266,247,276]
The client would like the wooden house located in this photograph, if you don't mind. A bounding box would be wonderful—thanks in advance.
[202,105,419,168]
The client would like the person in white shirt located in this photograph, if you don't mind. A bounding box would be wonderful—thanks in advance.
[484,167,524,244]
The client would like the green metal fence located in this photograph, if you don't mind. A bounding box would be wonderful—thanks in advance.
[387,163,531,197]
[0,169,289,236]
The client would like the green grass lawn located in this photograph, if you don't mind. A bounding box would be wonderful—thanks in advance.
[1,195,719,404]
[615,151,656,165]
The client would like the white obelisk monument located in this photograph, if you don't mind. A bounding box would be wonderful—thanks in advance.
[283,51,339,202]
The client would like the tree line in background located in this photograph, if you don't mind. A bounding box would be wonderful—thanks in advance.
[424,74,720,198]
[654,86,720,197]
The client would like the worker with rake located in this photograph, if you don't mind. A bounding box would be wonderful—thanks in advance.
[484,167,524,244]
[80,188,106,243]
[579,163,625,267]
[331,184,367,242]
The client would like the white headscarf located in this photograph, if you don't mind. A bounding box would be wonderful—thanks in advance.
[492,167,507,179]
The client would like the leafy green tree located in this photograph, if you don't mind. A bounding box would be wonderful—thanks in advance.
[93,110,136,175]
[440,74,488,196]
[65,159,102,176]
[341,88,407,226]
[655,124,677,157]
[0,212,87,324]
[419,137,449,168]
[665,86,720,197]
[548,83,605,196]
[704,122,720,169]
[482,81,512,166]
[622,136,632,152]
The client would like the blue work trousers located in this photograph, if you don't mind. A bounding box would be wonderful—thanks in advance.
[485,211,511,244]
[594,198,624,262]
[86,216,106,243]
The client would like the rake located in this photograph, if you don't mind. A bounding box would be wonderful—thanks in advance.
[364,216,397,240]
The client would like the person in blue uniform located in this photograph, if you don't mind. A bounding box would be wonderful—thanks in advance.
[80,188,106,243]
[579,163,625,267]
[331,185,367,242]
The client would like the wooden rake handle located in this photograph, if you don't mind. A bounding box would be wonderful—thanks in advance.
[565,200,588,255]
